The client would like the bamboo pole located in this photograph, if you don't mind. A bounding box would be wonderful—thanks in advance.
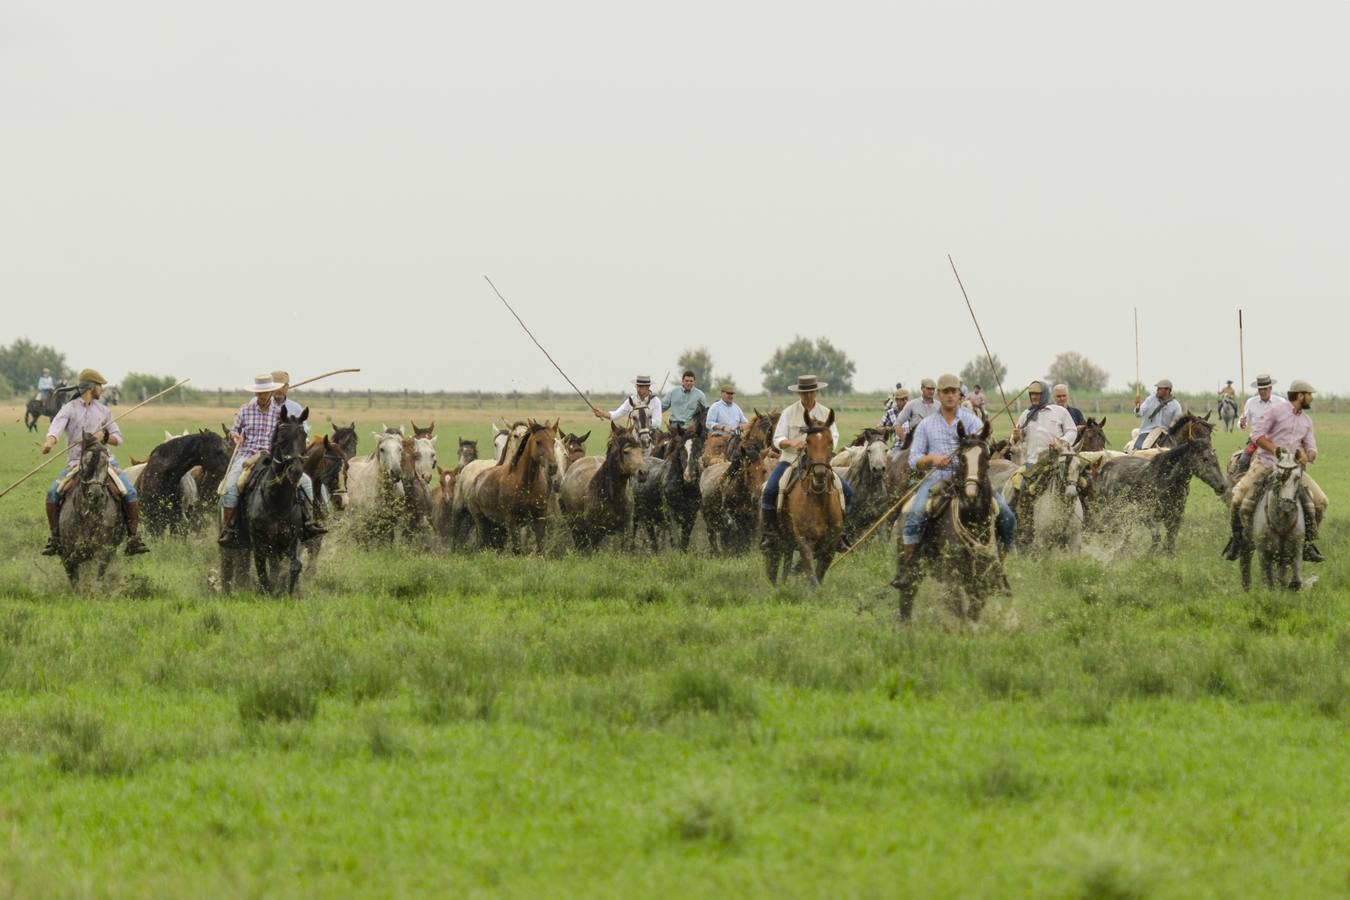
[948,255,1016,429]
[1238,309,1246,396]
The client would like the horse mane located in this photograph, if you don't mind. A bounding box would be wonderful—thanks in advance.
[508,421,551,469]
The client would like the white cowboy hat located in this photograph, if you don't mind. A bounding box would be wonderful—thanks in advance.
[247,373,284,393]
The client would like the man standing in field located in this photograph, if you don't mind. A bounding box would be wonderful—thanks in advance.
[39,367,149,556]
[1223,379,1326,563]
[662,370,707,431]
[1133,379,1182,450]
[760,375,853,549]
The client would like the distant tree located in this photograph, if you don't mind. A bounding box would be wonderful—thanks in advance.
[1047,352,1109,392]
[959,354,1008,393]
[0,338,67,394]
[0,373,13,398]
[677,347,714,383]
[122,372,178,401]
[761,337,857,393]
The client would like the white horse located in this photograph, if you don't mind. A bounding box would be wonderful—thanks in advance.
[412,435,436,483]
[345,431,405,511]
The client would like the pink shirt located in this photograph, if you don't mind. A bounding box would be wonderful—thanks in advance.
[47,397,122,466]
[1252,401,1315,468]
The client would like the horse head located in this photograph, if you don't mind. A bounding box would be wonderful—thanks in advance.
[330,423,359,458]
[457,438,479,468]
[412,421,435,439]
[801,409,836,494]
[1271,448,1304,517]
[372,431,404,482]
[862,429,887,474]
[271,406,309,472]
[412,435,437,482]
[954,420,991,503]
[608,422,644,476]
[436,465,457,500]
[1075,417,1109,452]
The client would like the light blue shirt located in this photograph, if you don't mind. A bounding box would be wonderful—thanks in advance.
[909,408,985,480]
[662,387,708,424]
[38,375,54,391]
[705,399,748,432]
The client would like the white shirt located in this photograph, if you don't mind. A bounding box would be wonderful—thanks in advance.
[773,401,838,465]
[1241,393,1285,434]
[608,393,662,430]
[1016,403,1077,464]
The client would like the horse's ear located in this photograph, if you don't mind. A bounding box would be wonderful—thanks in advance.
[825,408,835,427]
[323,435,331,449]
[372,431,383,440]
[980,419,992,441]
[1204,410,1212,421]
[348,422,356,432]
[753,407,762,418]
[610,421,622,434]
[955,421,966,439]
[1100,418,1107,428]
[299,407,309,422]
[580,430,591,443]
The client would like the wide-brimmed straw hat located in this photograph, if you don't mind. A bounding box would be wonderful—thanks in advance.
[788,374,826,393]
[247,373,284,393]
[1252,374,1275,389]
[271,370,291,386]
[635,375,652,387]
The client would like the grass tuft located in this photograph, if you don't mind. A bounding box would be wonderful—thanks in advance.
[966,754,1039,803]
[660,667,757,718]
[238,673,319,724]
[666,792,738,847]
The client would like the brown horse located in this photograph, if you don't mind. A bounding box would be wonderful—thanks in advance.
[472,419,557,553]
[431,466,458,542]
[1074,417,1109,452]
[765,410,843,586]
[559,423,644,551]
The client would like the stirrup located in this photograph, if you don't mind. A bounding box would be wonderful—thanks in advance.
[217,526,238,546]
[41,535,60,556]
[1221,535,1241,561]
[302,520,328,540]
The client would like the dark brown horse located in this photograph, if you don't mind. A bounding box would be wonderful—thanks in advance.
[140,430,231,536]
[559,423,644,551]
[894,421,1006,622]
[1074,417,1109,452]
[472,419,557,553]
[765,410,843,586]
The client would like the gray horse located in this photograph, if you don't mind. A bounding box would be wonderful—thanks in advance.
[1218,395,1239,433]
[56,434,127,585]
[1240,449,1305,591]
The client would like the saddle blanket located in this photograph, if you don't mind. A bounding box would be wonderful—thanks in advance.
[57,465,126,498]
[773,470,846,514]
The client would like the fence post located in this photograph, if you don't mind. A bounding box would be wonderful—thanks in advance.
[367,389,372,409]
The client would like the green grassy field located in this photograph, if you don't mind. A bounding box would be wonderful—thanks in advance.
[0,402,1345,897]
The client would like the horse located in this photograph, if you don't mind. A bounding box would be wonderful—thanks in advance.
[662,412,706,551]
[55,433,127,585]
[1075,417,1109,452]
[472,419,558,553]
[412,421,435,439]
[1091,413,1228,554]
[400,436,433,535]
[220,407,310,594]
[303,423,358,513]
[765,410,844,586]
[139,430,232,536]
[834,428,888,545]
[345,431,405,512]
[1240,449,1306,591]
[25,385,78,432]
[632,441,671,550]
[893,421,1007,623]
[431,466,458,542]
[885,426,918,498]
[1009,446,1084,554]
[1218,395,1239,433]
[559,423,644,551]
[456,437,479,469]
[411,434,437,483]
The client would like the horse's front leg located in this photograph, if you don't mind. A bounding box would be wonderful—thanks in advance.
[288,541,303,594]
[254,549,272,594]
[531,514,547,555]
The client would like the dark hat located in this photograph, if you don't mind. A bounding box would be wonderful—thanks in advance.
[788,374,827,393]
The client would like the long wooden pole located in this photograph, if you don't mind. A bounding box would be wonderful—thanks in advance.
[1238,309,1246,396]
[827,479,926,572]
[948,255,1016,429]
[484,276,602,414]
[288,368,361,390]
[0,378,191,501]
[1133,307,1142,409]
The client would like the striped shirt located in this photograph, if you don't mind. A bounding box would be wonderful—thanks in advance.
[48,397,123,466]
[909,407,985,480]
[231,397,281,457]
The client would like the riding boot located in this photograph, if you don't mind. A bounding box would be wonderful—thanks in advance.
[1302,499,1324,562]
[218,506,238,545]
[123,501,150,555]
[888,543,918,589]
[42,501,61,555]
[759,508,778,551]
[300,500,328,541]
[838,522,855,553]
[1221,509,1243,561]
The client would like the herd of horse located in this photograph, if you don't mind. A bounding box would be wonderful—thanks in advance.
[47,400,1310,606]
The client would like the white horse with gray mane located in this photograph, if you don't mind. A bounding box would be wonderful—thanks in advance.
[345,431,405,512]
[1240,448,1306,591]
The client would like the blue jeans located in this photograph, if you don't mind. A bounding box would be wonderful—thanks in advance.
[222,454,314,509]
[902,472,1014,549]
[48,467,137,503]
[760,461,854,513]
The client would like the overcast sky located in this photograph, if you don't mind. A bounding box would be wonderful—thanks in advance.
[3,1,1347,397]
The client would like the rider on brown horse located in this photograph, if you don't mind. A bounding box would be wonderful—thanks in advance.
[760,375,854,550]
[40,368,149,556]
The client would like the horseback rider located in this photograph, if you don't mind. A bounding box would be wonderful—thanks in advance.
[1052,383,1085,427]
[890,373,1015,586]
[1133,379,1182,450]
[218,373,326,545]
[1219,380,1236,402]
[890,378,938,458]
[1006,379,1077,514]
[968,384,986,415]
[1223,379,1327,563]
[662,370,707,431]
[878,386,910,441]
[594,375,663,439]
[705,384,747,435]
[39,368,149,556]
[270,370,310,437]
[37,368,54,404]
[760,375,854,549]
[1232,374,1286,477]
